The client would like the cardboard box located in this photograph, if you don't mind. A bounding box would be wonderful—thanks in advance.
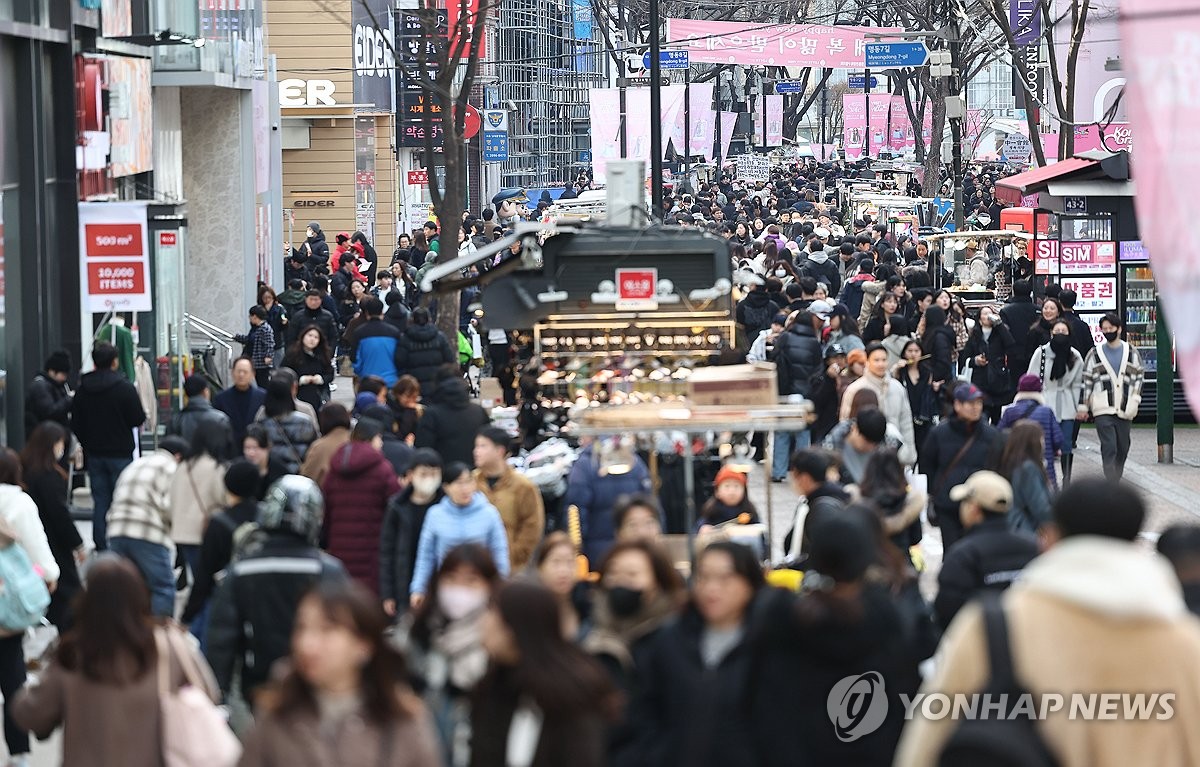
[686,363,778,407]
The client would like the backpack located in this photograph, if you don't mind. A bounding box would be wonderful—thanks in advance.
[0,518,51,634]
[741,299,774,337]
[938,597,1059,767]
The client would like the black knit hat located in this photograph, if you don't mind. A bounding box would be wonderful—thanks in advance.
[44,350,71,374]
[224,459,261,499]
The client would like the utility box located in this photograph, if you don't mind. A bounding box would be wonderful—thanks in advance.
[687,363,778,407]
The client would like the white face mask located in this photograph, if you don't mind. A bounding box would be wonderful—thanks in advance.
[775,269,787,278]
[411,476,441,497]
[437,585,488,621]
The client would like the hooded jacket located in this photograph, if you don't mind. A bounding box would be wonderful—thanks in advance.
[771,321,823,397]
[0,484,60,584]
[396,323,456,394]
[409,491,510,596]
[896,536,1200,767]
[920,416,1002,513]
[167,398,234,458]
[321,441,402,594]
[735,290,781,345]
[840,371,918,465]
[563,444,652,565]
[379,487,443,609]
[798,249,842,296]
[70,369,146,458]
[413,377,489,467]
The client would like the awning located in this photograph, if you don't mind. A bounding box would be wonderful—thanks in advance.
[1045,179,1136,197]
[995,158,1098,205]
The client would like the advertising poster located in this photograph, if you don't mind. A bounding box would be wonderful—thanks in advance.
[1058,277,1117,311]
[1058,241,1117,275]
[765,95,784,147]
[352,0,395,112]
[78,202,152,314]
[867,94,891,157]
[665,20,903,68]
[107,57,153,178]
[843,94,866,161]
[889,97,911,152]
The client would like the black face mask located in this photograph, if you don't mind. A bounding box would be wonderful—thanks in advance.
[1103,330,1120,343]
[1050,334,1072,352]
[607,587,644,618]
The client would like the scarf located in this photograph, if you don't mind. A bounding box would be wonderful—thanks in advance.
[1048,335,1073,381]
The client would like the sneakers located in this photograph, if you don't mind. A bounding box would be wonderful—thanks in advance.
[329,381,338,392]
[9,754,30,767]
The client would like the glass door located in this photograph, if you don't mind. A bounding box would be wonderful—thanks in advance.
[1124,264,1157,374]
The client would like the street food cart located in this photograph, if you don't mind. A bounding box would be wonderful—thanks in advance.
[924,230,1034,309]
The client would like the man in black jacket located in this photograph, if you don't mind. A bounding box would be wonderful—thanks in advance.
[769,311,824,481]
[396,307,456,395]
[24,350,73,438]
[414,369,489,466]
[286,289,339,346]
[71,342,146,550]
[1058,288,1097,360]
[168,375,234,458]
[921,384,1003,551]
[934,470,1038,629]
[379,449,444,618]
[205,475,346,703]
[999,278,1039,388]
[782,448,850,558]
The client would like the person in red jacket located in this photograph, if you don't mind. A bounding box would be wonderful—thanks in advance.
[320,418,401,594]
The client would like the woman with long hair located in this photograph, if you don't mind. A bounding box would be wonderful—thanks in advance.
[862,292,901,345]
[14,556,217,767]
[1027,296,1064,353]
[261,379,319,474]
[895,339,937,461]
[283,325,333,413]
[168,420,229,633]
[632,542,768,767]
[534,532,586,640]
[996,420,1054,533]
[19,422,83,630]
[732,221,752,247]
[395,543,501,765]
[471,581,619,767]
[919,305,956,398]
[241,580,441,767]
[350,230,378,285]
[856,447,926,558]
[962,304,1017,423]
[243,423,289,499]
[1028,318,1085,483]
[825,303,865,354]
[258,285,287,363]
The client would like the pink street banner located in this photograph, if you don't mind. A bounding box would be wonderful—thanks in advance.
[1072,122,1134,154]
[765,95,784,147]
[588,88,623,184]
[1120,0,1200,416]
[843,94,867,161]
[687,83,716,157]
[665,19,903,68]
[719,111,738,159]
[889,97,910,152]
[868,94,891,157]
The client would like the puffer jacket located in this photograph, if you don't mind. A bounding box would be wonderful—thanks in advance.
[933,514,1038,630]
[166,399,233,459]
[771,321,823,397]
[321,441,401,594]
[413,376,490,466]
[396,323,456,394]
[563,444,652,565]
[262,412,319,474]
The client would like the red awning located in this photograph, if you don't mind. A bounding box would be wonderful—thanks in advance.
[995,158,1098,205]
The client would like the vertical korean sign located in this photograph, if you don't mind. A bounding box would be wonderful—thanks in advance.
[1121,0,1200,416]
[78,202,152,314]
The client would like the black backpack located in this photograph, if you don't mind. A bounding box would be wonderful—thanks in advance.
[938,597,1059,767]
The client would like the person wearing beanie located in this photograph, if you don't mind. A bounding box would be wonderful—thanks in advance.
[180,459,263,637]
[933,470,1038,630]
[24,350,73,438]
[998,373,1065,488]
[697,466,759,530]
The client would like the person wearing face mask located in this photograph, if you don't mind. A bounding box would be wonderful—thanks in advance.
[1078,313,1144,481]
[1028,319,1085,484]
[394,544,500,766]
[583,541,686,766]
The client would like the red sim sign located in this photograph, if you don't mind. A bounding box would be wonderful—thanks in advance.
[461,104,481,139]
[617,268,657,300]
[84,224,143,257]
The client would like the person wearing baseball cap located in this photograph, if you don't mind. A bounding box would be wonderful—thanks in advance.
[921,382,1003,551]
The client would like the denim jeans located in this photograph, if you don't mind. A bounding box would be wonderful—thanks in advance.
[177,543,208,648]
[1058,419,1077,456]
[88,455,133,550]
[109,537,176,618]
[771,430,812,480]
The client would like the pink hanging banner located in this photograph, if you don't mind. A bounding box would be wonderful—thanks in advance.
[1072,123,1134,154]
[588,88,623,184]
[888,97,908,152]
[867,94,890,158]
[665,19,903,68]
[1120,0,1200,416]
[843,94,866,161]
[765,95,784,147]
[686,83,717,158]
[719,111,738,160]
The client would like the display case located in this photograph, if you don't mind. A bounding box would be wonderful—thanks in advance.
[1123,263,1157,374]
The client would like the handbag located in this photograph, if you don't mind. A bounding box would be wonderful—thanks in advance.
[156,628,242,767]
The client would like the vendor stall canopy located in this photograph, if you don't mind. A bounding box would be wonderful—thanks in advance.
[995,151,1130,206]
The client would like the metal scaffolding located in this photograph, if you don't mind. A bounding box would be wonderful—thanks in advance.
[495,0,606,189]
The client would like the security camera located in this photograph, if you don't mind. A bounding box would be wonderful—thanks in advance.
[503,100,518,112]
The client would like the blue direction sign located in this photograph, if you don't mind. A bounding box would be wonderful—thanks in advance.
[643,49,689,69]
[774,81,805,94]
[847,74,879,89]
[864,41,930,68]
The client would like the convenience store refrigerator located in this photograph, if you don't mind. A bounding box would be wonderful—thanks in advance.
[1118,243,1191,419]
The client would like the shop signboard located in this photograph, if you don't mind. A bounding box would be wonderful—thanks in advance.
[615,268,658,311]
[1058,277,1117,311]
[352,0,395,111]
[1119,240,1148,261]
[1034,239,1059,275]
[407,169,429,185]
[1058,241,1116,275]
[78,201,152,313]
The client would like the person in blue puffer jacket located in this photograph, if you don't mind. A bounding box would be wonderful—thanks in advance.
[409,462,510,607]
[348,297,402,385]
[999,374,1065,489]
[563,439,652,566]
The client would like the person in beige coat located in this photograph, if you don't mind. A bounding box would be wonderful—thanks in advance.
[170,422,229,586]
[299,403,352,488]
[239,580,441,767]
[895,479,1200,767]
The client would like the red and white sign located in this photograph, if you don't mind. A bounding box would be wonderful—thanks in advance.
[159,231,177,246]
[407,169,429,185]
[1034,240,1059,275]
[78,201,152,313]
[461,104,481,140]
[616,268,658,311]
[1058,241,1117,275]
[1059,277,1117,311]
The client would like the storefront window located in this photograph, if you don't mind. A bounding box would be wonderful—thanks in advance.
[354,116,377,242]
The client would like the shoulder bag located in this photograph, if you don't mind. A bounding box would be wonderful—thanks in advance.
[156,627,242,767]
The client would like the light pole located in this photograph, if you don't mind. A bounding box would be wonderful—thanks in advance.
[648,0,664,221]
